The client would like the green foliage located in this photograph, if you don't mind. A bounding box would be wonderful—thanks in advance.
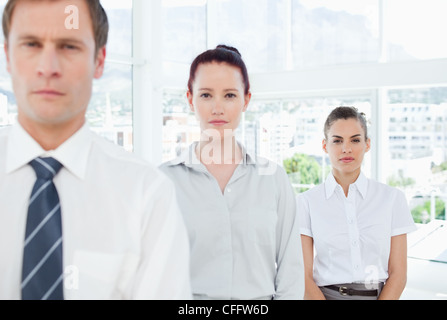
[387,171,416,188]
[432,161,447,174]
[411,198,446,223]
[283,153,323,193]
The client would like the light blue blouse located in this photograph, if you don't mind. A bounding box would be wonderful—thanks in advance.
[160,142,304,300]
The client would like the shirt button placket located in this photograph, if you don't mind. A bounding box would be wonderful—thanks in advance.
[346,193,363,281]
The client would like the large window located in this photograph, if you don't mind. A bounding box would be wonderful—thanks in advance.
[384,86,447,223]
[0,0,446,299]
[159,1,447,300]
[384,0,447,62]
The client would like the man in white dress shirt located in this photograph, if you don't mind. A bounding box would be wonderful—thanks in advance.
[0,0,191,299]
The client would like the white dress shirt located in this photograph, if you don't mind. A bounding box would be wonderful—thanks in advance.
[0,122,192,300]
[160,142,304,300]
[297,172,417,287]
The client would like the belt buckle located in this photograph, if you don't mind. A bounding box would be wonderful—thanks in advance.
[339,286,349,296]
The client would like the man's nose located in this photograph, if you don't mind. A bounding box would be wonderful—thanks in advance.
[36,46,62,78]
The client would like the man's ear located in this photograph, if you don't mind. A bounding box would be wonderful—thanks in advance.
[93,46,106,79]
[4,42,11,74]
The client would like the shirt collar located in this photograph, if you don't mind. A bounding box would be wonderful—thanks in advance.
[166,141,256,170]
[324,172,339,199]
[324,171,368,200]
[6,121,92,180]
[353,171,368,199]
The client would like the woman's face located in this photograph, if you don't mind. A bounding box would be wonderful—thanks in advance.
[187,61,251,140]
[323,118,371,177]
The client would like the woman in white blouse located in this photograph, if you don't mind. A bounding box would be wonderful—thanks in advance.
[160,45,304,300]
[297,106,416,300]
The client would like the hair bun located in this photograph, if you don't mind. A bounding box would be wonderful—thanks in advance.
[216,44,242,57]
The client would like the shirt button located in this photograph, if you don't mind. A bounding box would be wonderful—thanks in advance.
[227,188,232,193]
[352,240,358,247]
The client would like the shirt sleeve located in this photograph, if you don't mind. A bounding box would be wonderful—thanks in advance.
[391,188,417,237]
[131,172,192,299]
[296,193,313,237]
[273,167,305,300]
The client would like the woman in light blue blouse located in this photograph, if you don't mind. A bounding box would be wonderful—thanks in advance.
[160,45,304,300]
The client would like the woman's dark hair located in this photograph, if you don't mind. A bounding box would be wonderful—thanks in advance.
[324,106,369,139]
[187,45,250,95]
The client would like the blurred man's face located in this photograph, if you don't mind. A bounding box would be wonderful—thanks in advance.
[5,0,105,133]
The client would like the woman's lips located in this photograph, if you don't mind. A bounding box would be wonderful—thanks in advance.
[340,157,355,163]
[209,120,228,126]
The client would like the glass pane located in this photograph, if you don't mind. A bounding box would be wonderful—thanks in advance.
[209,0,289,72]
[101,0,133,57]
[291,0,380,68]
[0,1,4,44]
[89,62,133,152]
[162,0,207,64]
[242,96,372,193]
[385,0,447,61]
[0,48,15,128]
[162,89,199,162]
[385,86,447,223]
[0,1,8,128]
[90,1,134,151]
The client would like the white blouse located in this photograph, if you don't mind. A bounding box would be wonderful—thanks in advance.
[297,172,417,287]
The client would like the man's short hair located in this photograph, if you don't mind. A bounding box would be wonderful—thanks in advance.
[2,0,109,53]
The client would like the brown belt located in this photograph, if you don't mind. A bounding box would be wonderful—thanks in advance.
[325,285,379,297]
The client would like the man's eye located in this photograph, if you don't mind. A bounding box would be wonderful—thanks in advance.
[62,44,79,50]
[24,42,39,48]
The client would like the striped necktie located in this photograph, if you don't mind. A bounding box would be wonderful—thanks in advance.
[22,157,64,300]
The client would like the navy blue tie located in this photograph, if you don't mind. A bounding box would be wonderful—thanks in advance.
[22,157,64,300]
